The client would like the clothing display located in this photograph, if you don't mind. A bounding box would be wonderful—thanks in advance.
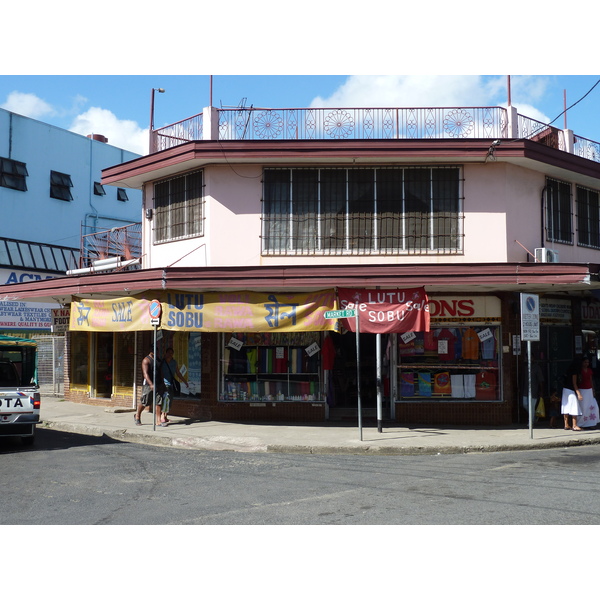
[222,332,322,402]
[398,325,500,401]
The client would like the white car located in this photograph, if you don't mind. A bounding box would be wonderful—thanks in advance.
[0,353,41,446]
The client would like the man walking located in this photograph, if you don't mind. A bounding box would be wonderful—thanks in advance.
[134,348,163,426]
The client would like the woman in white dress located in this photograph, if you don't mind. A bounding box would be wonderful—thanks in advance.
[575,356,599,428]
[562,359,583,430]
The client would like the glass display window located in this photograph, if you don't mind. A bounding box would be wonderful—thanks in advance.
[398,325,500,401]
[220,332,323,402]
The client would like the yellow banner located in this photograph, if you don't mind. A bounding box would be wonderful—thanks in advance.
[154,289,338,332]
[70,290,338,332]
[70,297,154,331]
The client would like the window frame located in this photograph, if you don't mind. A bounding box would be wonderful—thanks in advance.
[50,170,74,202]
[94,182,106,196]
[545,177,573,245]
[153,169,204,244]
[0,157,28,191]
[117,188,129,202]
[261,166,464,256]
[576,184,600,249]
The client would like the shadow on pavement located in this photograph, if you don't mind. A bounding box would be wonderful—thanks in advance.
[0,427,125,454]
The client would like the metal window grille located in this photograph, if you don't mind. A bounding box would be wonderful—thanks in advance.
[576,185,600,249]
[262,166,464,255]
[154,170,204,243]
[545,178,573,245]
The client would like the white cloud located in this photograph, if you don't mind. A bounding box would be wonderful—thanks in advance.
[310,75,552,124]
[0,91,56,119]
[69,107,148,155]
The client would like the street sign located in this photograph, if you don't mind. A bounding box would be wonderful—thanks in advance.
[520,293,540,341]
[149,299,162,319]
[324,309,356,319]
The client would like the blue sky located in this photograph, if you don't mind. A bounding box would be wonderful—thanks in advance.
[2,4,598,157]
[1,74,599,156]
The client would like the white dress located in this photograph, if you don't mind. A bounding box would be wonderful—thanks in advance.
[561,387,582,416]
[578,388,599,427]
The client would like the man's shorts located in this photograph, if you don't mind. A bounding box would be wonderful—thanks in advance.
[141,385,162,406]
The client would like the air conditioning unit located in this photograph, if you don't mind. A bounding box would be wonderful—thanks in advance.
[535,247,559,263]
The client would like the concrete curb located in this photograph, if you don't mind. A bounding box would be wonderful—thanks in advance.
[40,419,600,456]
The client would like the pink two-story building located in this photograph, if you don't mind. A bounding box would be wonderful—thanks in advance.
[5,103,600,426]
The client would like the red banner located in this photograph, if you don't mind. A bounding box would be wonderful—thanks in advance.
[337,288,430,334]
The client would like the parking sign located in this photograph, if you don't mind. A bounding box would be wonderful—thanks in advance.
[520,293,540,341]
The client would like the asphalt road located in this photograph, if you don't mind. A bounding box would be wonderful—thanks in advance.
[2,427,600,525]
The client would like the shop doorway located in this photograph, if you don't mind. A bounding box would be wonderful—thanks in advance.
[94,332,113,399]
[329,331,378,411]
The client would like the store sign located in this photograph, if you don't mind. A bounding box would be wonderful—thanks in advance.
[338,288,430,334]
[0,299,57,331]
[581,300,600,325]
[51,308,71,333]
[70,297,154,332]
[157,289,337,332]
[0,268,56,285]
[429,296,501,322]
[540,298,571,324]
[70,289,338,333]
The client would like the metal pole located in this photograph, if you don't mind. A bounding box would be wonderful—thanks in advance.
[376,333,383,433]
[528,340,533,439]
[356,311,362,441]
[152,325,157,432]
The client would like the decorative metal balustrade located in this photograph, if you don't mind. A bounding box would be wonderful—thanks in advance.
[150,106,600,164]
[574,135,600,162]
[218,106,508,141]
[80,222,142,268]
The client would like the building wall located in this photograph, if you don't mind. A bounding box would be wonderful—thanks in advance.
[0,108,141,248]
[142,161,600,270]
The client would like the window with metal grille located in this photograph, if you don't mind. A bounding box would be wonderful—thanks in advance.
[262,166,463,255]
[153,170,204,243]
[576,185,600,248]
[0,157,28,191]
[545,178,572,244]
[50,170,73,201]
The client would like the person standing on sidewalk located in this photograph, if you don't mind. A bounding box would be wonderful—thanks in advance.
[159,347,187,426]
[561,358,583,431]
[134,348,163,426]
[574,356,599,428]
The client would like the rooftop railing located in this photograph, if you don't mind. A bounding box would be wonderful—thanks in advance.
[150,106,600,164]
[80,222,142,269]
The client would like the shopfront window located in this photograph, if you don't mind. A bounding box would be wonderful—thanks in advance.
[70,332,89,386]
[221,332,323,402]
[114,332,135,388]
[398,325,500,401]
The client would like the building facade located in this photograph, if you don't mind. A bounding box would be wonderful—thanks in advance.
[3,103,600,425]
[0,107,142,388]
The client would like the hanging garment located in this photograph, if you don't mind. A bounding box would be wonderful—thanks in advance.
[418,372,433,397]
[433,372,452,395]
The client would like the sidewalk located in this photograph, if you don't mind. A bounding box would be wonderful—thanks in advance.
[39,395,600,455]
